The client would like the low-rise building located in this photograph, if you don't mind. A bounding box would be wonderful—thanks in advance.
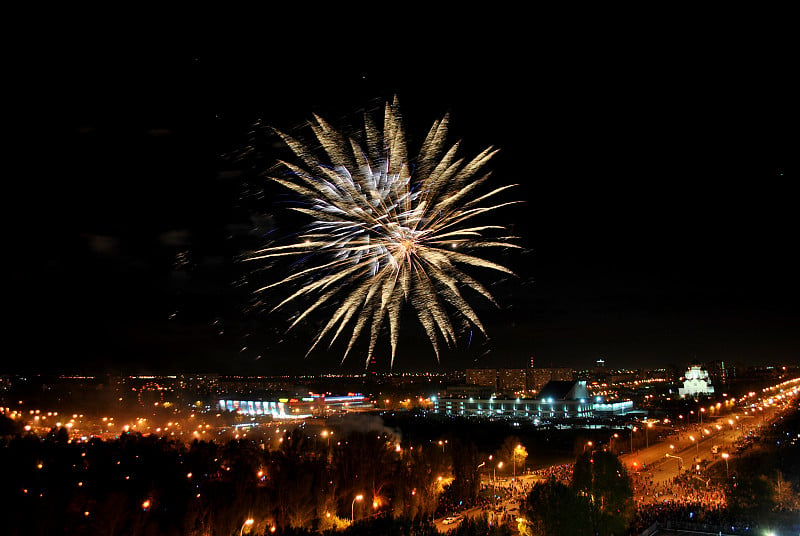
[433,380,631,421]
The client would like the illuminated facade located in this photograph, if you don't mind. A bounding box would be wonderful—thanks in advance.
[526,367,574,392]
[433,380,632,421]
[497,369,527,393]
[465,369,497,388]
[678,364,715,398]
[218,393,373,419]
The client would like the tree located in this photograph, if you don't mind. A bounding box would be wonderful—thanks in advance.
[773,472,800,511]
[449,514,513,536]
[519,477,592,536]
[494,436,527,476]
[571,451,634,536]
[331,430,400,520]
[449,437,481,504]
[519,451,633,536]
[726,472,776,518]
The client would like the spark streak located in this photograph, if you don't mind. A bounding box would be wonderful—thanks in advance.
[248,97,520,368]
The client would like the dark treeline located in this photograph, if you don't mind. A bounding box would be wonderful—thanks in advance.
[380,411,619,460]
[0,413,507,536]
[3,403,798,535]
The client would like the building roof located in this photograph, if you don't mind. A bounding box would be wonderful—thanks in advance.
[537,380,581,401]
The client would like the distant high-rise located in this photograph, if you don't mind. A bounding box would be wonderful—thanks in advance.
[466,369,497,389]
[465,368,528,394]
[706,360,734,386]
[526,366,574,393]
[497,369,527,393]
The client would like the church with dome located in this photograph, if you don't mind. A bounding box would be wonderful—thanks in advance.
[678,363,715,398]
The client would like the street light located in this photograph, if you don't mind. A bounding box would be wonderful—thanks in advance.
[513,444,523,480]
[689,435,699,456]
[239,519,254,536]
[351,494,363,521]
[665,453,683,471]
[630,426,638,453]
[721,453,729,477]
[646,422,654,449]
[494,461,503,499]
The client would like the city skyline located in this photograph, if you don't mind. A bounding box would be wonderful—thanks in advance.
[7,18,797,375]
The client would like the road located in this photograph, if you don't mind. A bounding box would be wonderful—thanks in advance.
[433,381,798,531]
[622,396,788,493]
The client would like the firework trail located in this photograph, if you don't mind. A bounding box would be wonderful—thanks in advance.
[248,96,520,368]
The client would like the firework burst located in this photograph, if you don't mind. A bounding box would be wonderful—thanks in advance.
[248,96,520,367]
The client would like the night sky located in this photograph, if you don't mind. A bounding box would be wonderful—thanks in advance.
[7,14,797,375]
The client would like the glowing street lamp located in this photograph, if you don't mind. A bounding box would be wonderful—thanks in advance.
[664,453,683,470]
[351,494,363,521]
[239,518,254,536]
[513,444,524,480]
[721,453,730,477]
[689,435,699,456]
[493,461,503,499]
[646,422,654,449]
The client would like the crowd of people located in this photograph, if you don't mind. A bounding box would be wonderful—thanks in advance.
[629,500,761,535]
[528,462,574,485]
[626,463,793,535]
[631,469,725,506]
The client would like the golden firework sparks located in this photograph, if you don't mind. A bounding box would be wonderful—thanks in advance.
[248,97,520,367]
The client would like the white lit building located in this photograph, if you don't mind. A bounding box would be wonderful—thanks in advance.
[433,380,633,421]
[678,364,715,398]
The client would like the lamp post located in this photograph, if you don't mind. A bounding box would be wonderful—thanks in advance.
[351,494,363,521]
[721,453,729,477]
[630,426,638,453]
[664,453,683,471]
[513,444,523,481]
[646,422,654,449]
[494,462,503,501]
[239,519,254,536]
[689,435,699,457]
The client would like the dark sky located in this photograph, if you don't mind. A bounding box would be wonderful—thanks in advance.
[7,13,798,375]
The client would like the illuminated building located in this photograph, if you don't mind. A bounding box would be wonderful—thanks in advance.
[218,393,373,418]
[526,367,574,393]
[433,380,633,421]
[465,369,498,389]
[678,364,715,398]
[497,369,527,393]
